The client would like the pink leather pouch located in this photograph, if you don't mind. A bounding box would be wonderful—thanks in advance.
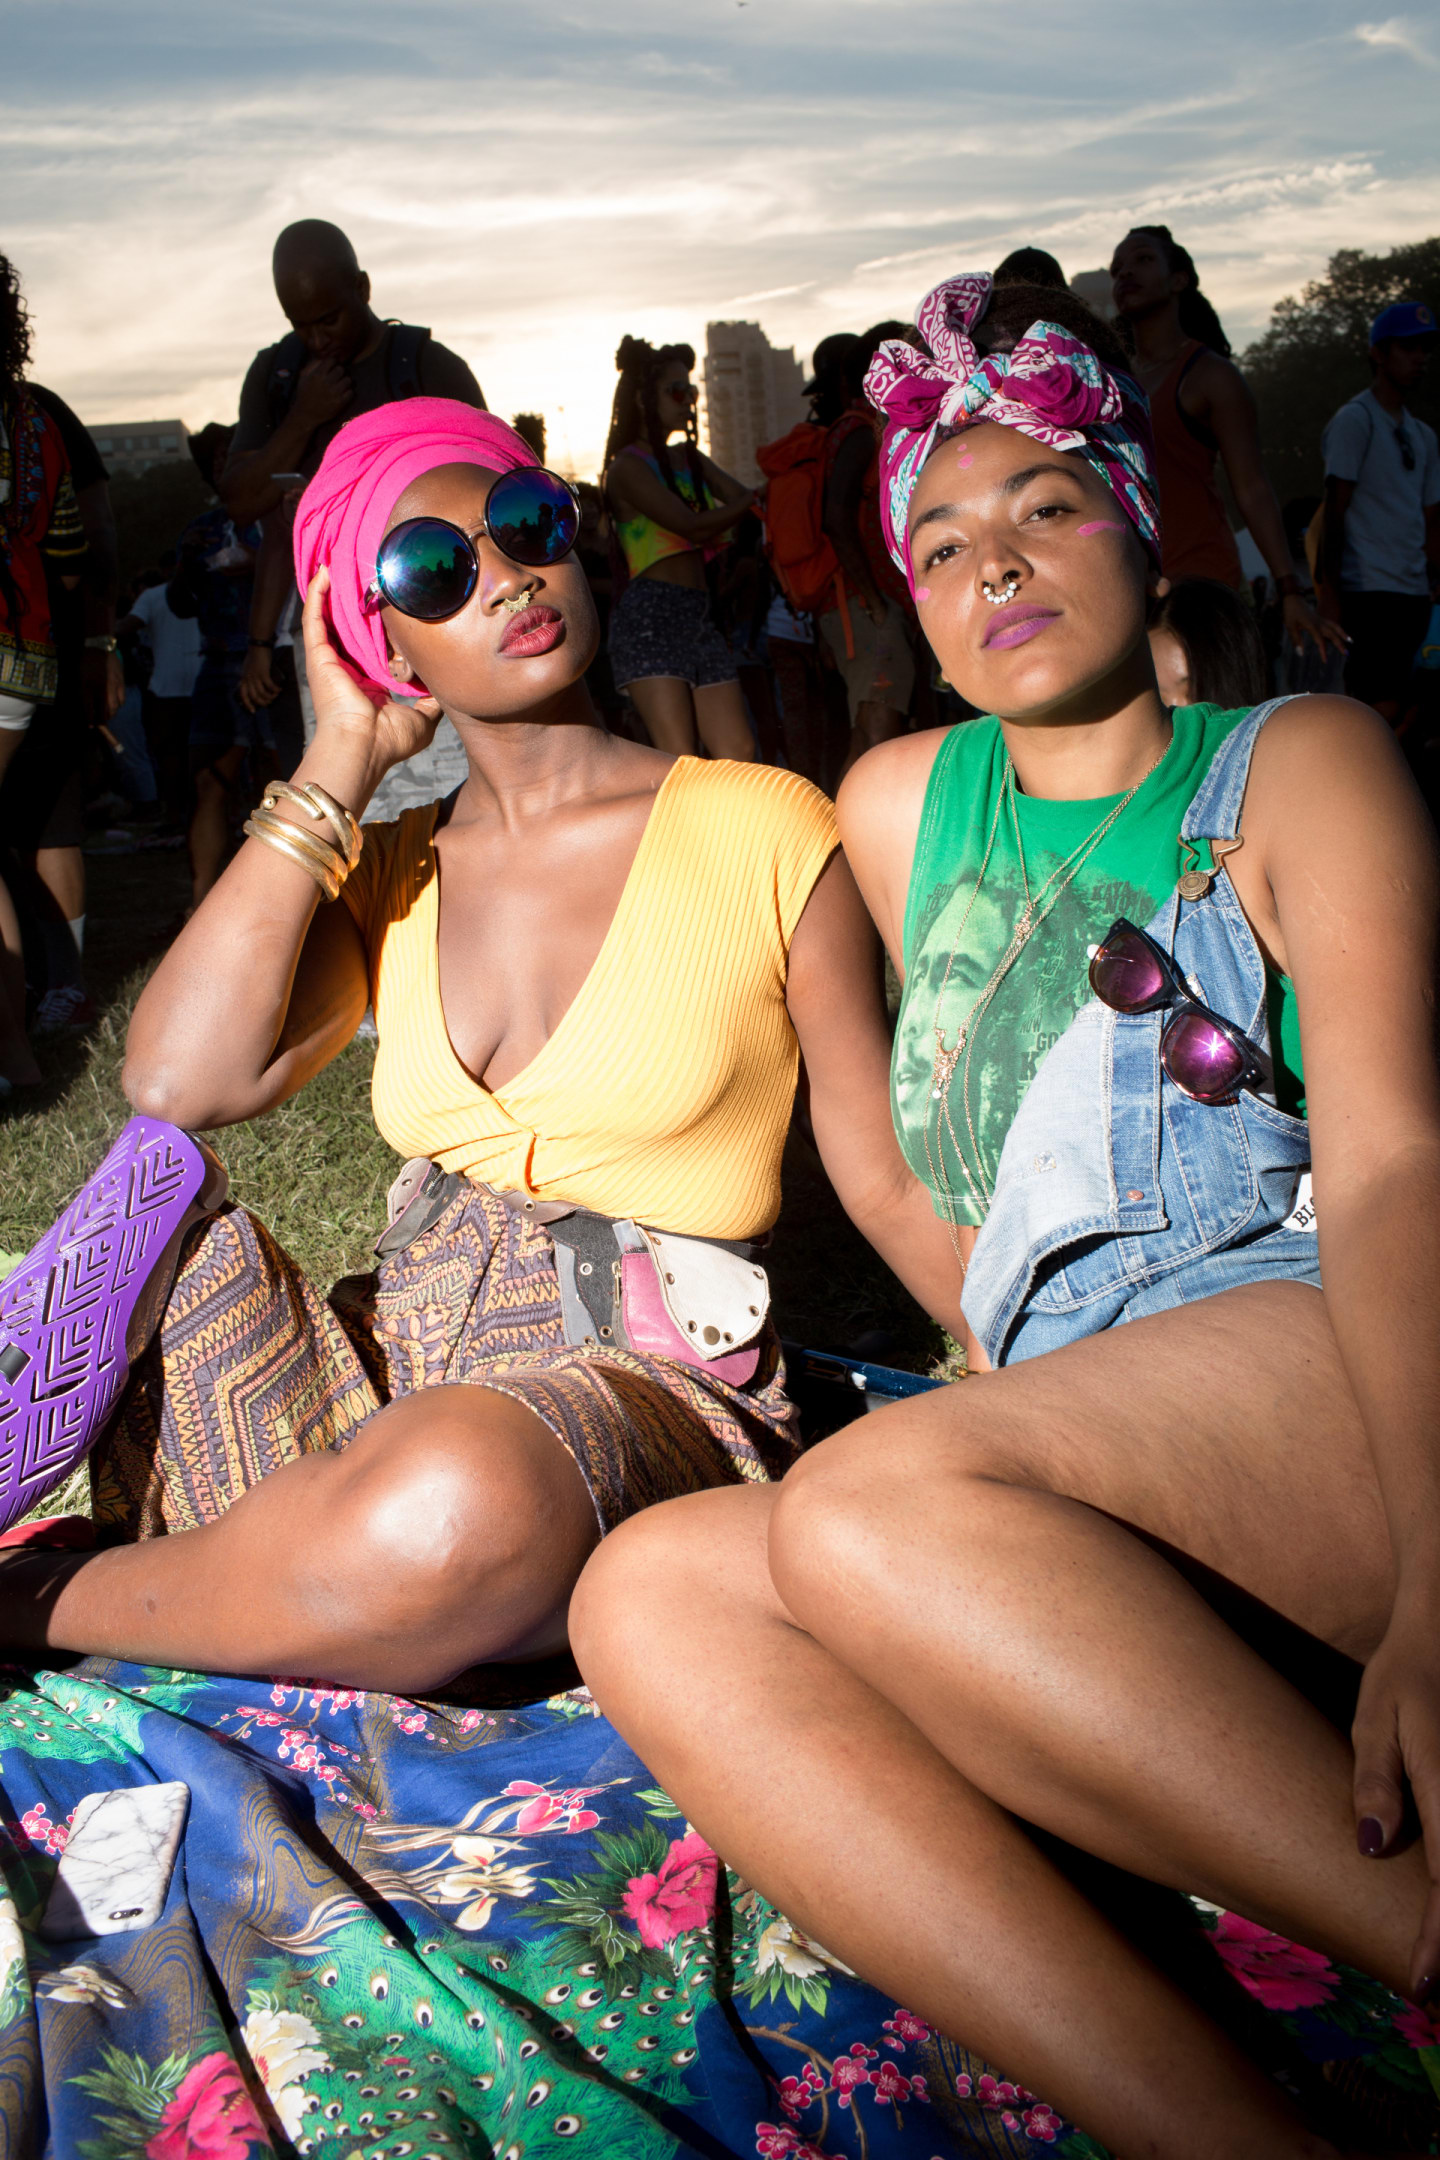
[619,1252,761,1386]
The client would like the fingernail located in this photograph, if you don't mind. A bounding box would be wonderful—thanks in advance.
[1357,1815,1387,1857]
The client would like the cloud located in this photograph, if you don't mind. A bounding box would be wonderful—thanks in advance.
[1354,17,1437,66]
[5,1,1440,475]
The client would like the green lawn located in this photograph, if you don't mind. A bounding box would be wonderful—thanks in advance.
[4,846,949,1415]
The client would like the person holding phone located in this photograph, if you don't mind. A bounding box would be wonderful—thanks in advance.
[223,219,486,723]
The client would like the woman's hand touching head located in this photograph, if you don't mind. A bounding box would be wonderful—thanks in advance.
[379,462,599,723]
[907,422,1162,724]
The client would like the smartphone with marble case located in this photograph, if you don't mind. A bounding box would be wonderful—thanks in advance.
[39,1781,189,1940]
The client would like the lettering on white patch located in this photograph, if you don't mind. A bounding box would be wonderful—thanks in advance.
[1282,1171,1316,1234]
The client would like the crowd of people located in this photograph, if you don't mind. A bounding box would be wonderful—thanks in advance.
[4,209,1440,2160]
[2,220,1436,1098]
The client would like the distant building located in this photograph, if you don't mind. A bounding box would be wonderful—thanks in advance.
[91,419,189,477]
[702,322,808,485]
[1069,271,1118,324]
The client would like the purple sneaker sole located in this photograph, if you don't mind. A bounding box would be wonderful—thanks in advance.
[0,1117,227,1534]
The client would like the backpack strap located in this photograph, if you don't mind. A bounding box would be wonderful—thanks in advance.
[264,331,310,432]
[384,323,431,401]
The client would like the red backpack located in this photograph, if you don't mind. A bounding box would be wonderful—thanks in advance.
[755,423,854,651]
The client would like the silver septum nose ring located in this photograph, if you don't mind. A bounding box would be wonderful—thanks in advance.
[981,573,1022,607]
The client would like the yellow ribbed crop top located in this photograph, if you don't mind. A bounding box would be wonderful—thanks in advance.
[340,759,838,1239]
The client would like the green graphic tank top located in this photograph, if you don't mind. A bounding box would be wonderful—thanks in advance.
[893,706,1305,1226]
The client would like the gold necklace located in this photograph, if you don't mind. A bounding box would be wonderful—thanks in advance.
[927,743,1166,1228]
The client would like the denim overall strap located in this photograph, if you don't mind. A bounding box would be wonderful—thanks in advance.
[1180,696,1300,848]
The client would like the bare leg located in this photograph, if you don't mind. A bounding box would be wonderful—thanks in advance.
[34,842,84,927]
[188,745,250,910]
[625,676,699,756]
[838,696,907,780]
[692,679,756,762]
[3,1385,600,1693]
[573,1489,1371,2160]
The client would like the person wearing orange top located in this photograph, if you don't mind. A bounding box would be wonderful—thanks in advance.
[0,402,962,1695]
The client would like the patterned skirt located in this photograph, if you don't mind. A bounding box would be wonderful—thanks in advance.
[92,1180,801,1541]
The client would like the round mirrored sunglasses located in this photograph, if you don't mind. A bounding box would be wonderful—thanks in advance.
[364,466,580,623]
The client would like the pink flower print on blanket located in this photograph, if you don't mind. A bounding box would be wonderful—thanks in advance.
[501,1779,605,1835]
[1210,1912,1339,2011]
[145,2052,267,2159]
[621,1829,719,1946]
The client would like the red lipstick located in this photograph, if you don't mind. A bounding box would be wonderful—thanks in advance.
[499,604,565,657]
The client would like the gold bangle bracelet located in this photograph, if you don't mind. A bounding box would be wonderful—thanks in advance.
[242,812,342,901]
[262,779,363,869]
[247,803,347,878]
[298,780,363,868]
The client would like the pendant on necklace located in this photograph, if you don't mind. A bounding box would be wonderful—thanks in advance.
[931,1029,964,1100]
[1177,868,1212,901]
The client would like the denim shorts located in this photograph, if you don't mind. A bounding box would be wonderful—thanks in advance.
[609,577,736,691]
[1005,1224,1321,1362]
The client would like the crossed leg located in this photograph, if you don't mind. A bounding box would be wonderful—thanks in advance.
[3,1384,600,1694]
[571,1281,1430,2159]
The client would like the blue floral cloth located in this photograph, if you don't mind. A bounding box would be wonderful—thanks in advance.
[0,1659,1435,2157]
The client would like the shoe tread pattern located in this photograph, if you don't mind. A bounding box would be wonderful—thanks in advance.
[0,1119,205,1526]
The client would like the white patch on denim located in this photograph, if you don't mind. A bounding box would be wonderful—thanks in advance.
[1282,1171,1316,1233]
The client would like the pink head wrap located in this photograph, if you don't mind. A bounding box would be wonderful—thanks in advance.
[292,398,539,701]
[864,272,1160,591]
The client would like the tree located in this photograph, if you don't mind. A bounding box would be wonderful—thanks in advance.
[1241,239,1440,508]
[107,459,212,589]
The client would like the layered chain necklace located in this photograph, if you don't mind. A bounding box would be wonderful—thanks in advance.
[923,743,1165,1250]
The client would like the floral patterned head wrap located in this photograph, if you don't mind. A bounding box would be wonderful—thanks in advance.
[864,272,1161,590]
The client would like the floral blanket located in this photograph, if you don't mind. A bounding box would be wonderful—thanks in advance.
[0,1659,1437,2159]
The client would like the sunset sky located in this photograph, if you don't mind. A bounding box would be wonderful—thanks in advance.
[6,0,1439,477]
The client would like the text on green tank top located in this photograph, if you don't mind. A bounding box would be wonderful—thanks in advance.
[892,705,1306,1227]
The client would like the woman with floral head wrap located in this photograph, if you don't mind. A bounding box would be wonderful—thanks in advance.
[0,399,965,1693]
[574,275,1440,2154]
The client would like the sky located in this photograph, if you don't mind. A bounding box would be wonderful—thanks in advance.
[5,0,1440,477]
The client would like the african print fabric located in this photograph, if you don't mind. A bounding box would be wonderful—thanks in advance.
[0,386,85,703]
[92,1181,799,1541]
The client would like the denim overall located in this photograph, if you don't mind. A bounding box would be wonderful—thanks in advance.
[961,699,1319,1368]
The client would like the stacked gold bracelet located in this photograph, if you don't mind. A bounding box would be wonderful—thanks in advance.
[242,780,364,903]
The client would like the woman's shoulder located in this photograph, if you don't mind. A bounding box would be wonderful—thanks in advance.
[838,722,992,850]
[670,756,837,843]
[345,799,442,931]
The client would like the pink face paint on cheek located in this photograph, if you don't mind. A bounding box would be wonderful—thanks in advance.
[953,452,973,468]
[1077,519,1125,537]
[914,586,932,602]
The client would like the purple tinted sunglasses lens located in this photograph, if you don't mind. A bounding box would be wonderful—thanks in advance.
[1089,930,1168,1011]
[1160,1008,1247,1102]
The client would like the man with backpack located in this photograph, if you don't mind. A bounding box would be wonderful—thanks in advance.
[1319,300,1440,722]
[221,220,485,720]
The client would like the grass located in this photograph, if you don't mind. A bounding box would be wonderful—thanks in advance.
[4,847,949,1502]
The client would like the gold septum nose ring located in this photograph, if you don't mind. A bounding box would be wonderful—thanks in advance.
[498,585,537,617]
[981,573,1022,606]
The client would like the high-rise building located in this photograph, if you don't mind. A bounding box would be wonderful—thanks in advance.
[701,322,808,485]
[90,419,189,476]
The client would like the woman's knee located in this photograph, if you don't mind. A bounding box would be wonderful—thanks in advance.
[571,1486,775,1698]
[769,1393,1003,1607]
[333,1387,597,1644]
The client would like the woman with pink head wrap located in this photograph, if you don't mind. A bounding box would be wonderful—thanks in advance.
[573,273,1440,2160]
[2,396,968,1756]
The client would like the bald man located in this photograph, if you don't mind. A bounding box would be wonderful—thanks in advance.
[221,221,485,738]
[222,220,485,525]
